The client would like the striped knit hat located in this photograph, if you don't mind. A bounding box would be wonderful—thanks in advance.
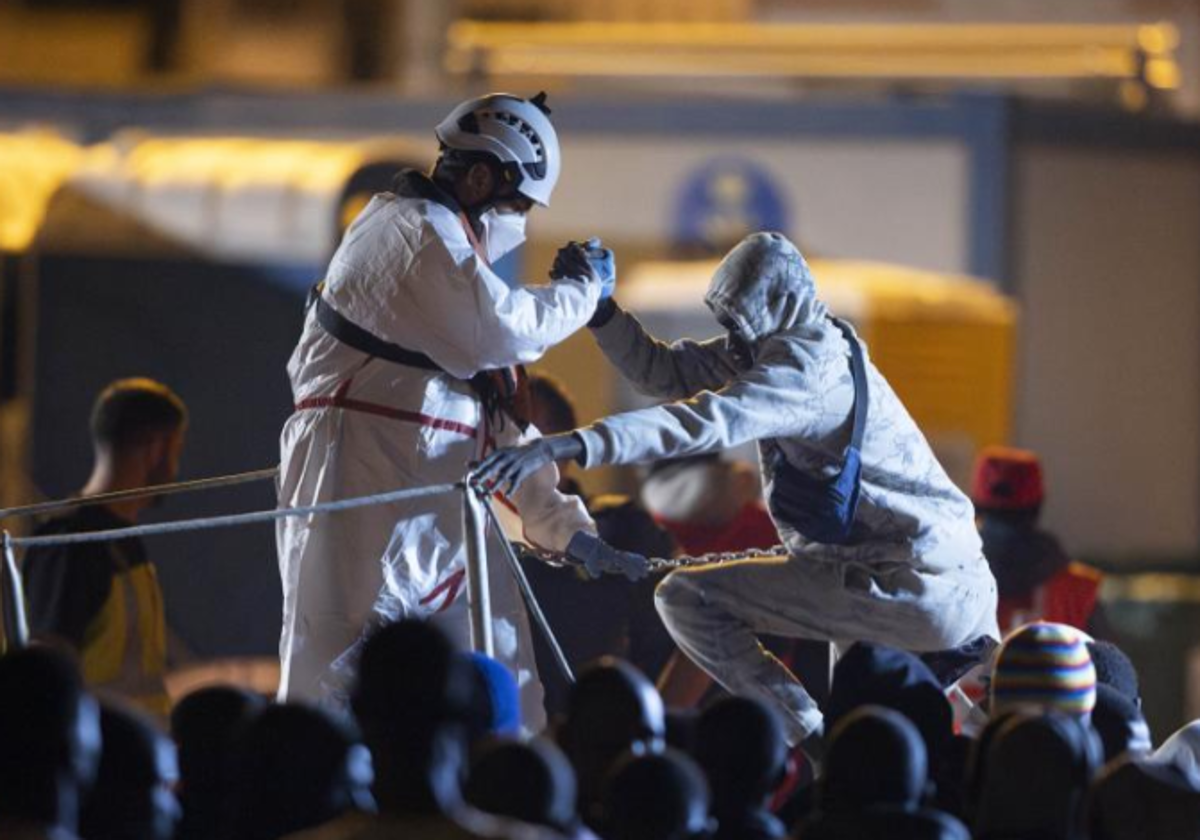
[991,622,1097,718]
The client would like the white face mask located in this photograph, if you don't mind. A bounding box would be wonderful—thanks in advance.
[478,207,527,264]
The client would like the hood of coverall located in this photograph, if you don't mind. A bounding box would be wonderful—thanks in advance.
[703,232,827,347]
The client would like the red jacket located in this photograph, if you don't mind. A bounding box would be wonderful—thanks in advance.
[657,502,779,557]
[997,562,1103,635]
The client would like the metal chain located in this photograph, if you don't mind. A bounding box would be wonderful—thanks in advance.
[515,542,790,573]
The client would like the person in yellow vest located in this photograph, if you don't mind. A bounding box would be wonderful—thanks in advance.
[23,378,187,719]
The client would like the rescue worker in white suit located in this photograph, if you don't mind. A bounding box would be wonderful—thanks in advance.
[276,92,649,727]
[478,232,999,747]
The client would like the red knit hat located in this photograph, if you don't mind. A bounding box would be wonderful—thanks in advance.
[972,446,1044,510]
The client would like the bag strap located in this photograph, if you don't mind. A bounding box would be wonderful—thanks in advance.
[832,317,869,453]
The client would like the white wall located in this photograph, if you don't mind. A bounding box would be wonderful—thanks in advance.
[1013,146,1200,558]
[534,136,969,275]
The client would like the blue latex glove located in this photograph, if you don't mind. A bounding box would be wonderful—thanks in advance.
[581,237,617,300]
[566,531,650,582]
[552,239,616,300]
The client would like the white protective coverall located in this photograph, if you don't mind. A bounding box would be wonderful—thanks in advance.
[277,173,599,729]
[575,232,999,742]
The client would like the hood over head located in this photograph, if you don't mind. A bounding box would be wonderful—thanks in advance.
[704,232,826,345]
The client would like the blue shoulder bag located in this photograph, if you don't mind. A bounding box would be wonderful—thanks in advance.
[767,317,867,545]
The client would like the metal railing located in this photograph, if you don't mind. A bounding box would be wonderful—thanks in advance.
[0,469,575,678]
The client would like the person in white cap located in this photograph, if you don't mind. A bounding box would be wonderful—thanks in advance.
[275,92,647,727]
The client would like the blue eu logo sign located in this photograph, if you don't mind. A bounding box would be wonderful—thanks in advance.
[673,157,790,257]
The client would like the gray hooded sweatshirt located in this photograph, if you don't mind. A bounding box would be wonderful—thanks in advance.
[577,232,986,577]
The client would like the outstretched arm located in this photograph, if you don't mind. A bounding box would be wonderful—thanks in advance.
[576,360,811,465]
[575,345,825,469]
[478,343,827,486]
[590,303,742,401]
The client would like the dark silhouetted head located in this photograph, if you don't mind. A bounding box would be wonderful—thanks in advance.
[963,711,1021,824]
[465,738,577,832]
[557,658,665,826]
[799,806,972,840]
[171,685,265,840]
[602,748,711,840]
[826,644,953,775]
[695,696,787,815]
[91,378,188,454]
[1089,757,1200,840]
[1087,641,1141,706]
[350,620,472,816]
[89,378,188,490]
[0,647,101,831]
[81,702,180,840]
[228,703,372,840]
[820,705,928,815]
[972,712,1100,840]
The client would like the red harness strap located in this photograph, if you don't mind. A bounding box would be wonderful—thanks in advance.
[295,394,478,438]
[294,374,478,439]
[419,568,466,614]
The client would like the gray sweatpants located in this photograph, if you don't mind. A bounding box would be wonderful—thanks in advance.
[655,550,998,744]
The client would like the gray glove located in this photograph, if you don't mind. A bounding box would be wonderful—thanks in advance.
[566,530,650,581]
[474,433,585,496]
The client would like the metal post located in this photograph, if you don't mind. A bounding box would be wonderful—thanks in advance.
[479,494,575,685]
[461,483,494,657]
[1,531,29,652]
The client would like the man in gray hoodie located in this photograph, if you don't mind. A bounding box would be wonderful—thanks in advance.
[477,232,998,745]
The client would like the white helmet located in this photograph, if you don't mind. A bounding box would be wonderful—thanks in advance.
[435,91,561,207]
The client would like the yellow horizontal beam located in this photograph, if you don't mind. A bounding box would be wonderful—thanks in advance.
[451,21,1178,52]
[1104,574,1200,604]
[447,21,1179,88]
[478,51,1139,80]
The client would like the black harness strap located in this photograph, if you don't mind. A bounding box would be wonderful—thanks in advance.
[309,288,443,373]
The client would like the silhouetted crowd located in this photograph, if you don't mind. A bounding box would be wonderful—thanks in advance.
[4,614,1200,840]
